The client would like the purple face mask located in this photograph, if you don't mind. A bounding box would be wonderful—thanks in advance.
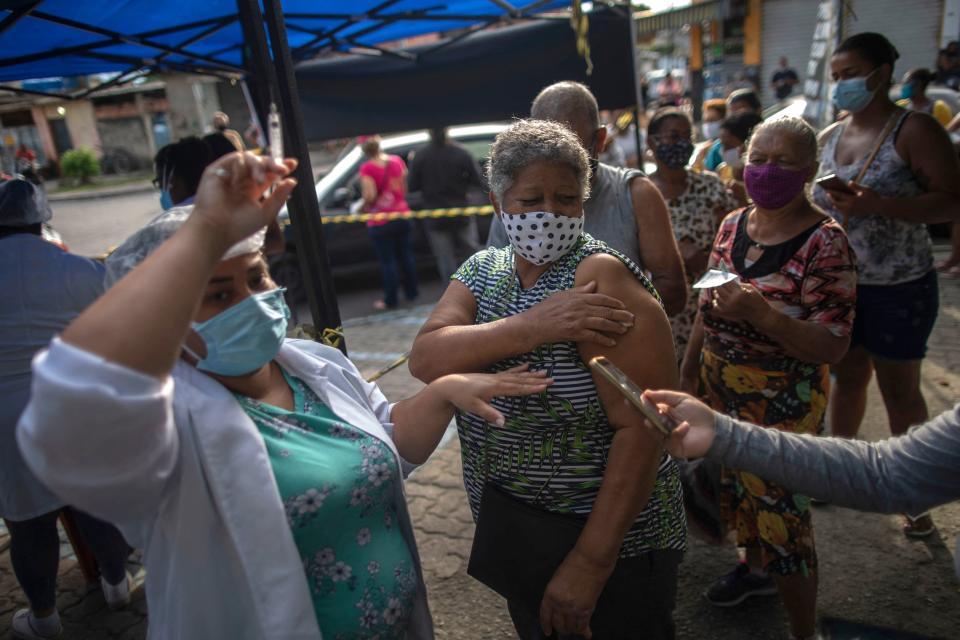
[743,163,808,210]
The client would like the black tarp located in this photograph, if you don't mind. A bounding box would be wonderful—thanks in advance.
[296,8,635,140]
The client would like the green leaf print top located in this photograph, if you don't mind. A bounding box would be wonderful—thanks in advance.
[235,370,417,640]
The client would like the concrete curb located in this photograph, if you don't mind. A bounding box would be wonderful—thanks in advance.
[47,182,154,202]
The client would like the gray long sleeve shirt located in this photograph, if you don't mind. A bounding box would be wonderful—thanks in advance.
[710,404,960,579]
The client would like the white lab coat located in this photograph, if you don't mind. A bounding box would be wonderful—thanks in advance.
[17,337,434,640]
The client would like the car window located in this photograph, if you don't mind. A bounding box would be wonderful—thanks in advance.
[319,134,497,214]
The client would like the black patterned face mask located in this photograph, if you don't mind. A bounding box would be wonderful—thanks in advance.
[653,139,694,170]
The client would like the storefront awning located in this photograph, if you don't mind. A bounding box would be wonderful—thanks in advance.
[634,0,720,35]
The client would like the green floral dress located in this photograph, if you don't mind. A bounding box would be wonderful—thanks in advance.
[236,371,417,639]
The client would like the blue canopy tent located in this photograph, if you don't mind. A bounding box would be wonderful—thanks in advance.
[0,1,626,350]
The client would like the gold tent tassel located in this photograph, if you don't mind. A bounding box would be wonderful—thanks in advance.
[570,1,593,75]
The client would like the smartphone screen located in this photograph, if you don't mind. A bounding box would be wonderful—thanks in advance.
[588,357,677,435]
[815,173,855,195]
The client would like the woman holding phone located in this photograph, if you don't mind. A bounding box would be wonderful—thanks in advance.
[813,34,960,541]
[681,117,857,640]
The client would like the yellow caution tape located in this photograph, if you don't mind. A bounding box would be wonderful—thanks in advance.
[287,323,344,349]
[365,351,411,383]
[282,204,496,227]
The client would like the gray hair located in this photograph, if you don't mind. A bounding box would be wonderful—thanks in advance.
[486,119,591,204]
[530,81,600,131]
[748,116,819,166]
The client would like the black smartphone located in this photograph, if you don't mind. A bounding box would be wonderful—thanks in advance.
[588,357,678,436]
[815,173,856,195]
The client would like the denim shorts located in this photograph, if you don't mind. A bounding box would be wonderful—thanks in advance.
[851,270,939,361]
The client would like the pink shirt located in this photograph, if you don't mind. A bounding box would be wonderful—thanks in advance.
[360,155,410,227]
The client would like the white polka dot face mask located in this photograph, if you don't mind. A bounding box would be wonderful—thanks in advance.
[501,210,585,266]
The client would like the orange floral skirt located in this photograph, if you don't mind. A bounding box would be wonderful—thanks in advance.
[701,348,829,577]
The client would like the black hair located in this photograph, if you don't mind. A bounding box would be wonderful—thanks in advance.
[836,32,900,72]
[203,132,238,162]
[904,67,933,86]
[721,112,763,143]
[647,108,691,138]
[0,223,42,238]
[154,137,212,196]
[727,88,762,112]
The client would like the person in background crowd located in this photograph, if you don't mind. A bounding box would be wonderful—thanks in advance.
[17,152,551,639]
[771,57,800,101]
[410,119,685,640]
[0,179,132,640]
[599,120,628,167]
[934,41,960,90]
[647,108,741,359]
[896,68,954,126]
[658,70,683,107]
[153,137,212,210]
[939,113,960,278]
[704,89,763,171]
[243,119,264,150]
[682,117,857,640]
[211,111,244,151]
[15,143,36,172]
[691,99,726,171]
[203,131,241,162]
[487,81,688,316]
[814,32,960,538]
[640,389,960,584]
[407,127,486,283]
[360,135,419,310]
[720,113,763,168]
[701,99,727,142]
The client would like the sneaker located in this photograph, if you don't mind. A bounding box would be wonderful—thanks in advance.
[903,513,936,539]
[704,563,778,607]
[102,571,133,610]
[11,609,61,639]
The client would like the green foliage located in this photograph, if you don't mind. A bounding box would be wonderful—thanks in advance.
[60,147,100,183]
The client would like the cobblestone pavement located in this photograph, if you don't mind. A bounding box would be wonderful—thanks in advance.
[3,247,960,639]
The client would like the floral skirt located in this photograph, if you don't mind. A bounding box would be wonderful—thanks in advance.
[700,348,829,577]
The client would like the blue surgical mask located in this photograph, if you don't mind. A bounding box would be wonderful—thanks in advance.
[159,190,174,211]
[900,82,915,100]
[831,68,880,113]
[184,288,290,376]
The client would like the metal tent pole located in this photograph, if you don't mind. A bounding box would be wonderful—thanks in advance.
[236,0,345,353]
[625,2,644,161]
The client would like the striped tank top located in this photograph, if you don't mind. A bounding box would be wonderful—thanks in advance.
[452,234,687,557]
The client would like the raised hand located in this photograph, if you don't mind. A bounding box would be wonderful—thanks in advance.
[525,281,634,348]
[191,151,298,251]
[433,364,553,427]
[641,389,717,459]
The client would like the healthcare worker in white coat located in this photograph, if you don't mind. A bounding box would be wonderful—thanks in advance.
[17,152,553,640]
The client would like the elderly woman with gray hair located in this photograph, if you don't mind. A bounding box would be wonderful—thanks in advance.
[16,152,553,639]
[409,119,686,639]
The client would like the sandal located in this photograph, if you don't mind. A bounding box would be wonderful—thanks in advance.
[903,513,935,538]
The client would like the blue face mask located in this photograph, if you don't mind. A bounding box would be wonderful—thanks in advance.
[159,190,174,211]
[831,68,880,113]
[900,82,916,100]
[184,288,290,376]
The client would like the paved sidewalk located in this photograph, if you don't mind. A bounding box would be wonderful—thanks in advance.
[3,248,960,639]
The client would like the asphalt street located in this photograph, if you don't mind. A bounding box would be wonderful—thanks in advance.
[50,190,161,258]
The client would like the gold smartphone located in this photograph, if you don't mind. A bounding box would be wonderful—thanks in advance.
[588,356,678,436]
